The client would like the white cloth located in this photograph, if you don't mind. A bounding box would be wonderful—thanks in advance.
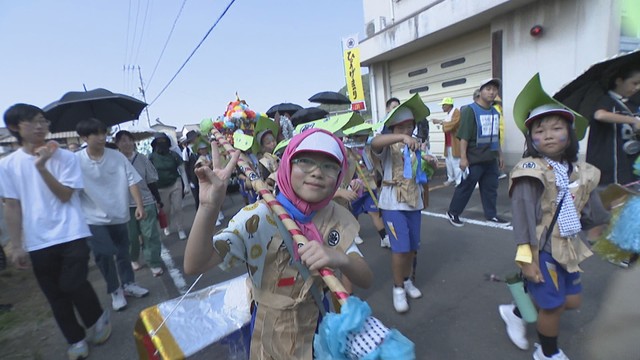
[544,157,582,236]
[445,146,462,185]
[77,148,142,225]
[127,152,159,206]
[0,148,92,251]
[375,146,424,211]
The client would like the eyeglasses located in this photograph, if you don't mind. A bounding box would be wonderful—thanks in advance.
[291,157,341,178]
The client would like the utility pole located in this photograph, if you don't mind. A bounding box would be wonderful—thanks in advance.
[136,65,152,127]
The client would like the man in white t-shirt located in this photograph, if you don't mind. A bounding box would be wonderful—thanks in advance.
[0,104,110,359]
[76,118,149,312]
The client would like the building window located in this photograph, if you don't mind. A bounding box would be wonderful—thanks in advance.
[442,79,466,87]
[408,68,428,77]
[441,57,466,68]
[409,86,429,94]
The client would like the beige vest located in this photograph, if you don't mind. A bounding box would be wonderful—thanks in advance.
[510,157,600,272]
[250,201,358,359]
[382,143,422,208]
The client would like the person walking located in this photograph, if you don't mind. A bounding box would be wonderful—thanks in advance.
[115,130,165,277]
[372,95,430,313]
[76,118,150,311]
[1,104,111,359]
[149,133,190,240]
[446,78,510,227]
[432,97,462,186]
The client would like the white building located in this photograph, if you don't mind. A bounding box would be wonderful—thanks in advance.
[360,0,640,164]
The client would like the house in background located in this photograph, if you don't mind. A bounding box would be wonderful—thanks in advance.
[0,128,81,153]
[360,0,639,164]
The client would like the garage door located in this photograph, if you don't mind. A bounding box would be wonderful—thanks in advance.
[388,27,492,156]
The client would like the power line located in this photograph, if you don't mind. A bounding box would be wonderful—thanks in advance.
[132,0,151,66]
[128,0,142,65]
[146,0,188,90]
[148,0,236,106]
[124,0,132,67]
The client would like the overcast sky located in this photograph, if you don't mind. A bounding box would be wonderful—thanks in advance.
[0,0,364,129]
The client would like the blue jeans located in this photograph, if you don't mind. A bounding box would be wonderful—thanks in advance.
[88,224,135,294]
[448,160,499,219]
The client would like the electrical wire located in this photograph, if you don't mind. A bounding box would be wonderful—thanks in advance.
[132,0,151,66]
[146,0,188,90]
[148,0,236,106]
[128,0,142,66]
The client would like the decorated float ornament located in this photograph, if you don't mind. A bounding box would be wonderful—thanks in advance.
[513,73,588,140]
[222,95,259,136]
[294,111,365,137]
[232,132,254,152]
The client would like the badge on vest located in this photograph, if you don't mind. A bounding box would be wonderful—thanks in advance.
[327,230,340,246]
[522,162,536,169]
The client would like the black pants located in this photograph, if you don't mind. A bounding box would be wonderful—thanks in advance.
[29,239,103,344]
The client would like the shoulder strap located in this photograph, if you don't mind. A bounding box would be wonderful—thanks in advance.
[273,213,326,316]
[542,193,565,250]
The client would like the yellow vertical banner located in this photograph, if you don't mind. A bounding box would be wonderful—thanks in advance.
[342,34,366,111]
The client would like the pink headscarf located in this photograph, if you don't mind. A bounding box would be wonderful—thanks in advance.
[276,128,348,253]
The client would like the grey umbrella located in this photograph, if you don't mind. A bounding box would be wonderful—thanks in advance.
[43,88,148,132]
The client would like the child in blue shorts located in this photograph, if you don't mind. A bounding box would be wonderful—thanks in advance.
[498,76,609,359]
[371,94,431,313]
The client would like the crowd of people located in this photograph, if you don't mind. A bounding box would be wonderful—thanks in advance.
[1,65,639,359]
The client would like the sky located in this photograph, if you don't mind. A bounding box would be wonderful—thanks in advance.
[0,0,364,130]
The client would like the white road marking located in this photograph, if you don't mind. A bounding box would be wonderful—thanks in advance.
[421,210,513,231]
[160,244,188,294]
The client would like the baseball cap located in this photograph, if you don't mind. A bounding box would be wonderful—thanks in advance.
[480,78,501,90]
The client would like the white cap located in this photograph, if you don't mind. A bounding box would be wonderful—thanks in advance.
[480,78,501,90]
[386,107,414,127]
[294,131,344,163]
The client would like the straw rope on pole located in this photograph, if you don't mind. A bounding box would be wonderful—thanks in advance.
[350,152,379,209]
[209,127,351,305]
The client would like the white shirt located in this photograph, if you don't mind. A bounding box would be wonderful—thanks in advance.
[77,148,142,225]
[0,148,92,251]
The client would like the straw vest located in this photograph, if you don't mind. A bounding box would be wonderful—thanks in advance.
[213,200,358,359]
[382,143,422,208]
[510,157,600,272]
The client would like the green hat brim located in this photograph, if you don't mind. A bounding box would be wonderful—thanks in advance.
[343,122,373,136]
[383,93,430,126]
[294,112,364,135]
[233,132,254,151]
[252,114,279,153]
[514,73,588,140]
[273,138,290,155]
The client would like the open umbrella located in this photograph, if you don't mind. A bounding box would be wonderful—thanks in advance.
[553,49,640,120]
[265,103,303,118]
[290,107,328,127]
[308,91,351,105]
[43,88,148,132]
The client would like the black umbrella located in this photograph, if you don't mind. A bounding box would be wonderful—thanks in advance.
[43,88,148,132]
[554,49,640,119]
[290,107,329,127]
[308,91,351,105]
[265,103,303,118]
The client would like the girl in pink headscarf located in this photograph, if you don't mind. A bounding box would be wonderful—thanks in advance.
[184,128,372,359]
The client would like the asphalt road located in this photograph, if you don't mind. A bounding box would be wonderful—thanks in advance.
[37,169,621,360]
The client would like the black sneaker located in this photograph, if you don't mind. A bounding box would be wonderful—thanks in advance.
[447,211,464,227]
[487,216,511,226]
